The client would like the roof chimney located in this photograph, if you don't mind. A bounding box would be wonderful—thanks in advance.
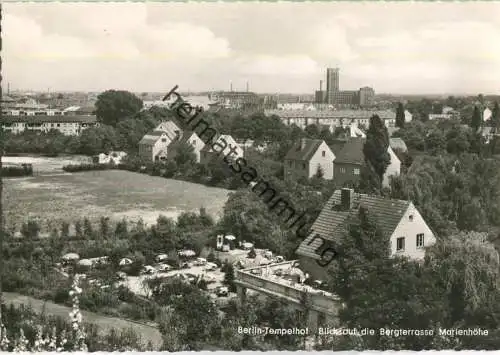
[341,188,354,211]
[300,138,307,150]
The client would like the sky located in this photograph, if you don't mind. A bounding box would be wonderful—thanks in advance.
[3,2,500,95]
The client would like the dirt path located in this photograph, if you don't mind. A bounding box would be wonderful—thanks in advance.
[2,292,163,349]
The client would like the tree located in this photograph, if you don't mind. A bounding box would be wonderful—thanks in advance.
[95,90,143,127]
[326,208,448,350]
[20,220,40,239]
[395,102,405,128]
[247,248,257,259]
[60,221,70,237]
[173,143,197,168]
[315,165,324,179]
[83,218,94,239]
[99,217,110,238]
[470,105,482,131]
[363,115,390,185]
[223,263,236,292]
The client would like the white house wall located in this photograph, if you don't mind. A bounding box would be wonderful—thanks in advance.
[307,141,335,179]
[389,203,436,260]
[383,146,401,188]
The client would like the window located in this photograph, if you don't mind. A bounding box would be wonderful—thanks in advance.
[416,234,425,248]
[396,237,405,251]
[161,138,167,142]
[409,214,414,221]
[353,168,360,175]
[322,151,326,157]
[289,161,292,167]
[340,167,346,173]
[302,163,306,169]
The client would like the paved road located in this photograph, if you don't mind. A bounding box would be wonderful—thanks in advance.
[2,292,163,349]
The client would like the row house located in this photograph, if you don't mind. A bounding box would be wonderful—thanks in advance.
[265,109,397,131]
[2,115,99,136]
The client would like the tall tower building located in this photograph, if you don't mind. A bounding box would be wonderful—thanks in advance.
[326,67,340,104]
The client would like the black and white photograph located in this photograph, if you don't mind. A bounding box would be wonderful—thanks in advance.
[1,1,500,352]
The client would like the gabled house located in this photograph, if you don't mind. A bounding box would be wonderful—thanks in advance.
[200,134,244,165]
[138,120,184,162]
[284,139,335,181]
[296,188,436,280]
[167,130,206,163]
[333,137,400,188]
[138,130,174,162]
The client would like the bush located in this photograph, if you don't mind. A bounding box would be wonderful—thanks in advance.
[206,251,216,263]
[247,248,257,259]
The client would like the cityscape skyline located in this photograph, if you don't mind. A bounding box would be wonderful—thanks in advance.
[3,2,500,95]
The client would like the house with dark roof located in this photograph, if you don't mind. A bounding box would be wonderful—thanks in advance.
[284,138,335,181]
[166,130,206,163]
[200,134,244,165]
[333,137,401,188]
[296,188,436,280]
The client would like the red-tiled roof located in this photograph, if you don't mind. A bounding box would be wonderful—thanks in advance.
[297,190,411,260]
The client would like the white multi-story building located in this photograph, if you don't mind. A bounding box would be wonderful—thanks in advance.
[265,109,397,131]
[2,115,99,135]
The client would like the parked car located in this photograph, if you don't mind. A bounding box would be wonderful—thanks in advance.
[156,264,172,272]
[116,271,127,280]
[194,258,207,266]
[141,265,156,275]
[204,262,218,271]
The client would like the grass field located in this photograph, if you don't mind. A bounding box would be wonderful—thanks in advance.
[2,292,163,349]
[4,168,229,232]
